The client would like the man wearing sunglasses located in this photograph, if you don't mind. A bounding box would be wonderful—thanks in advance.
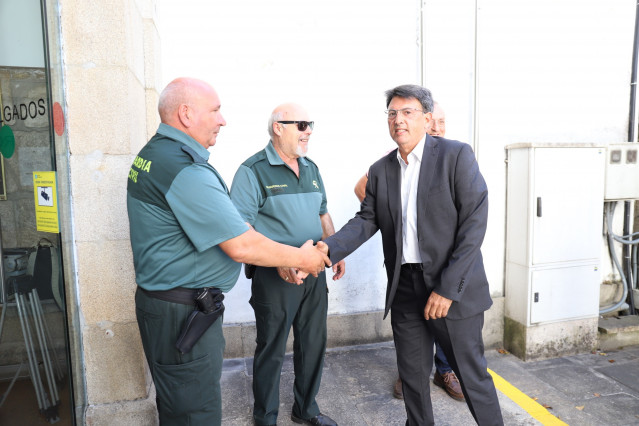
[322,84,503,425]
[230,103,344,426]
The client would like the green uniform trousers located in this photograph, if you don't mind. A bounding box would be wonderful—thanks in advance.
[135,287,225,426]
[250,267,328,425]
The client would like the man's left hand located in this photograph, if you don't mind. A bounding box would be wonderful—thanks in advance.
[277,267,304,285]
[423,291,453,320]
[332,260,345,280]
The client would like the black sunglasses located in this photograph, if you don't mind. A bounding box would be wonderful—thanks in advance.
[277,121,314,131]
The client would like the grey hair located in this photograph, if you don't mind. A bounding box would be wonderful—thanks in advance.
[267,111,285,138]
[384,84,434,113]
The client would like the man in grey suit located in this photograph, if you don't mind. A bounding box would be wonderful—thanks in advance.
[322,84,503,425]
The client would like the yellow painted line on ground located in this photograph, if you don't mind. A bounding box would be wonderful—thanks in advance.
[488,368,568,425]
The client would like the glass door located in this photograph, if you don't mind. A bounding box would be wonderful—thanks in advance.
[0,0,74,424]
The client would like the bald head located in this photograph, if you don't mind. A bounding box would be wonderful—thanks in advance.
[158,78,210,123]
[158,77,226,148]
[269,103,312,159]
[268,103,305,137]
[428,102,446,137]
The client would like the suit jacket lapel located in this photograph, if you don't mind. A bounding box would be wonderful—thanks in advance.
[384,152,403,317]
[417,135,438,209]
[386,153,401,233]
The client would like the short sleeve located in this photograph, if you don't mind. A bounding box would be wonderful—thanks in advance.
[317,171,328,215]
[229,164,262,225]
[166,164,249,252]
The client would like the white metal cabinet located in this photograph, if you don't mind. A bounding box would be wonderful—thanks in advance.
[530,264,601,324]
[505,143,605,326]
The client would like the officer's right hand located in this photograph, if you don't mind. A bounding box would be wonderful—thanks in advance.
[298,240,331,276]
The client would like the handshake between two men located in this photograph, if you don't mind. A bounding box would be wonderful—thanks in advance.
[278,240,345,285]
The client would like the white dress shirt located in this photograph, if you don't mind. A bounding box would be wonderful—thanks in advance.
[397,138,425,264]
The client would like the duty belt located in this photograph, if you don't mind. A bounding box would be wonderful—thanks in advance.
[139,286,225,354]
[140,286,218,305]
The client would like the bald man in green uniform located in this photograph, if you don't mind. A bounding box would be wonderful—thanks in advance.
[230,103,345,426]
[127,79,330,426]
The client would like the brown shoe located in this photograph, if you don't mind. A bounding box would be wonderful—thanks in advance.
[393,377,403,399]
[433,371,465,401]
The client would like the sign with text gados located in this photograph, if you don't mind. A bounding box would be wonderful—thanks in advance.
[33,171,59,233]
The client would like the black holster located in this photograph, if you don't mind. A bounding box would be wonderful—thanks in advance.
[175,288,225,354]
[244,263,256,279]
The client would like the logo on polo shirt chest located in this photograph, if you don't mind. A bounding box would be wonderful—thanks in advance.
[266,184,288,195]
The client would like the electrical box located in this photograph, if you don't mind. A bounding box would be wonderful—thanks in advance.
[505,143,605,326]
[604,143,639,200]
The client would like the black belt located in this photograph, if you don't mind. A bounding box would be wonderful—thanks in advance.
[401,263,423,271]
[140,286,218,306]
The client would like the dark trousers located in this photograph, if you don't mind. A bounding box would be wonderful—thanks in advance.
[250,267,328,425]
[391,267,503,426]
[135,287,225,426]
[434,340,452,375]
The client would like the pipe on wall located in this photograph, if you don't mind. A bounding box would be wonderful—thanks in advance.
[622,0,639,316]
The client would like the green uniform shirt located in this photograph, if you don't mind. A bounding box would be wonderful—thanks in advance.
[230,141,327,246]
[127,123,249,292]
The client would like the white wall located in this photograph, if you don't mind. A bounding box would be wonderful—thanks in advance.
[476,0,635,294]
[423,0,635,298]
[0,0,45,67]
[158,0,421,322]
[157,0,637,323]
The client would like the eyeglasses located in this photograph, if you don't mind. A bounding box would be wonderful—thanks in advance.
[384,108,425,120]
[277,121,314,131]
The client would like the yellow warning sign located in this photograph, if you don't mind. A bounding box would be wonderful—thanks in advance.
[33,171,59,233]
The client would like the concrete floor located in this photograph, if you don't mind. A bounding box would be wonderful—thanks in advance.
[2,342,638,425]
[0,373,72,426]
[221,342,639,426]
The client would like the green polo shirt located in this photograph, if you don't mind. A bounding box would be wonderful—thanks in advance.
[230,141,327,247]
[127,123,249,292]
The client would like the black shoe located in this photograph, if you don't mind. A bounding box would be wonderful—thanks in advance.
[291,412,338,426]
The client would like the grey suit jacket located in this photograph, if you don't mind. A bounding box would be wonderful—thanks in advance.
[324,134,493,320]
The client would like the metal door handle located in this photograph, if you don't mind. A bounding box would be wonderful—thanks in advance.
[536,197,542,217]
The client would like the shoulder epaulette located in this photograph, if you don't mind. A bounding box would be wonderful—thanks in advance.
[181,145,207,164]
[303,156,318,168]
[242,149,268,169]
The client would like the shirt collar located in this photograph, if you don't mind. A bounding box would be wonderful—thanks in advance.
[396,136,425,166]
[157,123,210,161]
[265,140,308,167]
